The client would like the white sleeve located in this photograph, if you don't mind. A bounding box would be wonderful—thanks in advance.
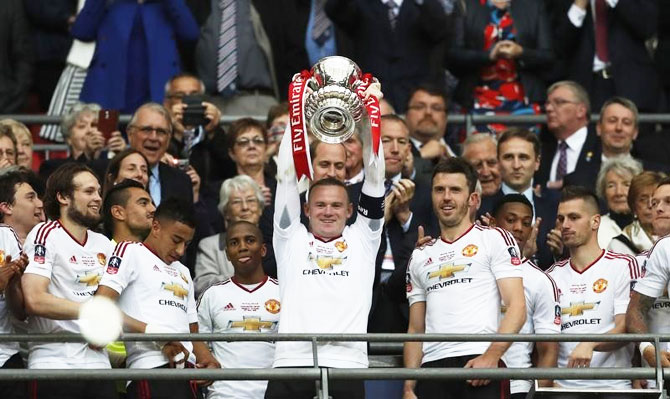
[407,250,427,305]
[187,274,198,324]
[0,227,21,260]
[568,3,587,27]
[23,224,55,279]
[356,118,385,235]
[98,242,135,295]
[197,289,214,337]
[614,260,633,315]
[273,126,302,238]
[489,228,523,280]
[533,273,562,334]
[635,240,670,298]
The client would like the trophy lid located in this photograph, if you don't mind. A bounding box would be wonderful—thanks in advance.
[310,56,363,89]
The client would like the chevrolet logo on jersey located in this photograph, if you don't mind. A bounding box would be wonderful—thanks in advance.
[316,256,344,270]
[228,316,277,332]
[427,263,471,280]
[562,301,600,316]
[76,272,101,286]
[162,282,188,299]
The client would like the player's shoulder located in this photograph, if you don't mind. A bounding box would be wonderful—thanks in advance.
[545,258,570,275]
[87,229,113,244]
[414,237,438,253]
[28,220,61,244]
[603,250,642,279]
[268,276,279,286]
[0,223,21,244]
[197,278,233,306]
[648,234,670,256]
[523,258,560,300]
[476,224,516,246]
[110,240,143,258]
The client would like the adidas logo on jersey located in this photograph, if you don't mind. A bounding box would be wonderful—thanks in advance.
[153,265,160,272]
[223,302,235,311]
[69,255,77,264]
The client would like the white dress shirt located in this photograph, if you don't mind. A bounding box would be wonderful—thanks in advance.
[549,126,588,182]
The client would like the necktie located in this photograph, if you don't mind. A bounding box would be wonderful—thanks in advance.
[556,141,568,181]
[595,0,609,63]
[312,0,332,46]
[217,0,238,95]
[387,0,399,29]
[384,179,394,196]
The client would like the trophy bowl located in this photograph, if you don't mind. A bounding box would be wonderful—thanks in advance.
[304,56,366,143]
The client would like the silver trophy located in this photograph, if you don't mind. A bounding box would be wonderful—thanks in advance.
[304,56,368,143]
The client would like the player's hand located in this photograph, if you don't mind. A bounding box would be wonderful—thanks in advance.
[185,166,201,203]
[402,389,418,399]
[497,40,523,59]
[522,217,541,259]
[203,102,221,133]
[384,191,396,224]
[7,253,28,275]
[0,259,18,292]
[567,342,594,368]
[401,151,414,179]
[195,352,221,387]
[362,81,383,102]
[171,103,186,133]
[161,152,176,166]
[0,158,12,170]
[464,352,500,386]
[391,179,415,224]
[546,226,564,259]
[86,129,105,158]
[642,346,670,368]
[415,225,433,248]
[547,180,563,190]
[489,41,506,60]
[478,212,494,227]
[162,341,190,368]
[633,379,648,389]
[106,131,127,153]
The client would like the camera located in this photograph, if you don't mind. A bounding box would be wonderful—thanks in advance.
[182,95,208,127]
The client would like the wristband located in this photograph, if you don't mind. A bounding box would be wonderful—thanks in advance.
[357,193,384,220]
[639,342,654,359]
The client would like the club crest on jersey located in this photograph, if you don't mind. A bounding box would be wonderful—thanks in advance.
[406,272,412,292]
[97,253,107,266]
[427,263,471,280]
[507,247,521,265]
[335,240,347,252]
[554,305,561,325]
[228,316,277,332]
[34,244,46,264]
[462,244,478,257]
[162,282,188,299]
[76,272,101,286]
[265,299,281,314]
[593,278,608,293]
[106,256,122,274]
[562,301,600,316]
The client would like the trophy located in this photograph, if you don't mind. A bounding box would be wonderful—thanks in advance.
[303,56,369,143]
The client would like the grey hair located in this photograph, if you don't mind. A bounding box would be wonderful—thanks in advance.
[60,102,101,141]
[463,133,497,148]
[218,175,266,216]
[547,80,591,115]
[128,102,173,134]
[596,156,643,200]
[163,73,206,96]
[599,96,639,127]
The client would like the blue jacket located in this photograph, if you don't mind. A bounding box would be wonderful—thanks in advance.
[71,0,199,110]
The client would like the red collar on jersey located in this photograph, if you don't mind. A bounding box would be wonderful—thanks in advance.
[440,223,475,244]
[231,275,268,293]
[570,249,605,274]
[57,219,88,247]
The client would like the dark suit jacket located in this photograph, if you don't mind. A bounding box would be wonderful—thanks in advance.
[0,0,33,113]
[479,189,558,269]
[552,0,660,111]
[39,154,110,186]
[535,125,602,190]
[325,0,451,112]
[446,0,554,108]
[295,0,355,61]
[158,162,194,204]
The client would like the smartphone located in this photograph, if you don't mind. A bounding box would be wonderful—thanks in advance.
[175,159,190,171]
[182,95,208,127]
[98,109,119,141]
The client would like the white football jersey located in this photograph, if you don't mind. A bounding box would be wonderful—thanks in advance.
[547,250,640,389]
[23,220,112,369]
[406,224,523,362]
[198,276,280,399]
[99,241,198,369]
[0,224,22,366]
[273,217,380,368]
[502,258,561,394]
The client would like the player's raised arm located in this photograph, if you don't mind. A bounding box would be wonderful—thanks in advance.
[357,92,385,233]
[274,126,302,232]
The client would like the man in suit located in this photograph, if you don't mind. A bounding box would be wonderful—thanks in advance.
[295,0,354,67]
[481,128,558,269]
[0,0,32,113]
[325,0,451,112]
[535,81,601,191]
[552,0,659,112]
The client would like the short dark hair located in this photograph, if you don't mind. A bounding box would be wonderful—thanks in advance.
[103,148,150,196]
[0,167,39,223]
[309,140,346,163]
[407,83,449,109]
[559,185,600,213]
[102,179,147,237]
[44,163,98,221]
[227,117,268,148]
[381,114,409,130]
[656,176,670,191]
[154,197,196,228]
[307,176,350,203]
[226,220,264,244]
[492,193,534,219]
[265,102,289,129]
[497,128,541,158]
[432,157,479,194]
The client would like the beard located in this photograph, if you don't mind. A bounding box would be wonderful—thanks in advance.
[67,204,100,229]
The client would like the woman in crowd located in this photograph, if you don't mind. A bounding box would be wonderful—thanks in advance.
[609,171,666,255]
[194,175,273,296]
[447,0,553,135]
[103,148,150,195]
[596,156,643,249]
[264,102,288,178]
[0,126,18,169]
[0,119,32,169]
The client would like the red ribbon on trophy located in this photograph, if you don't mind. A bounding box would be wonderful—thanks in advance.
[355,73,381,157]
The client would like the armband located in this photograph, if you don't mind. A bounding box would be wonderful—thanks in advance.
[357,193,384,220]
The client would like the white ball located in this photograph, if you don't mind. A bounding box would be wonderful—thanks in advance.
[79,296,123,347]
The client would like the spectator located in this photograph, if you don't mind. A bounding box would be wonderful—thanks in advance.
[344,134,364,186]
[39,102,125,183]
[0,0,33,113]
[595,156,643,249]
[325,0,451,112]
[0,127,18,170]
[535,81,601,191]
[380,98,396,116]
[0,119,34,170]
[71,0,199,113]
[265,102,289,170]
[196,0,308,115]
[194,175,274,296]
[462,133,501,197]
[447,0,552,136]
[24,0,77,111]
[608,171,665,255]
[406,85,456,163]
[553,0,659,111]
[103,149,150,196]
[297,0,352,67]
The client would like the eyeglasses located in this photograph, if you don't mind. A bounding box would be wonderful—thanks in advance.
[544,98,580,109]
[235,137,265,147]
[229,197,259,208]
[407,103,446,113]
[131,125,170,137]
